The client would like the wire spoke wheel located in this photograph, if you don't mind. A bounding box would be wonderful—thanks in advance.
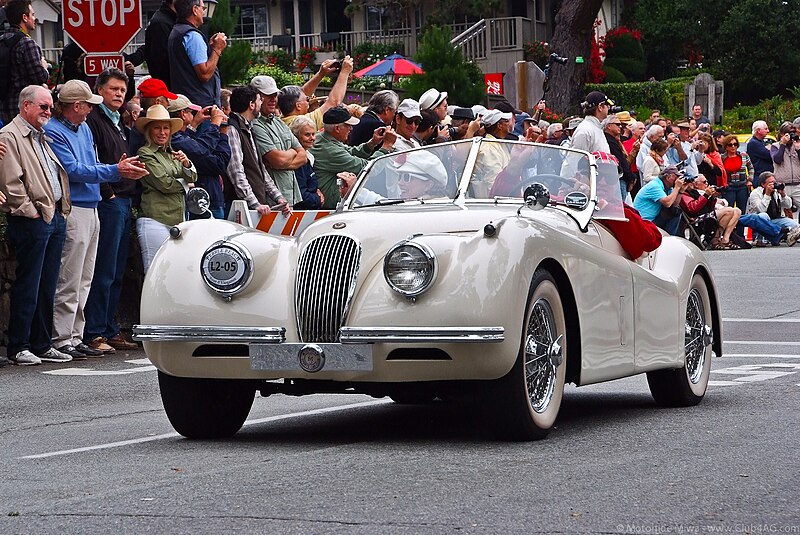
[684,288,707,384]
[525,299,559,413]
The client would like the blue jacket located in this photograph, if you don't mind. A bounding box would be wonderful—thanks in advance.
[171,124,231,210]
[43,117,121,208]
[293,161,320,209]
[746,136,774,181]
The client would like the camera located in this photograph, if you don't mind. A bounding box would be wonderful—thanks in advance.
[683,176,696,183]
[789,133,799,142]
[715,186,727,193]
[549,52,568,65]
[776,182,786,191]
[609,105,623,113]
[329,60,341,70]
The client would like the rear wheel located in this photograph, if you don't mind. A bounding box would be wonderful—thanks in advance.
[494,269,567,441]
[647,273,713,407]
[158,371,255,438]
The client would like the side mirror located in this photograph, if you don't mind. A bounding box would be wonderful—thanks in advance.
[186,187,211,216]
[524,183,550,211]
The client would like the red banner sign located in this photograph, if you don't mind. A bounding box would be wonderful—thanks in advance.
[484,73,503,95]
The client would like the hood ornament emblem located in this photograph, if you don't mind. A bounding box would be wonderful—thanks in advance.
[332,222,346,230]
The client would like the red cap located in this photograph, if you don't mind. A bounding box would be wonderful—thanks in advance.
[138,78,178,100]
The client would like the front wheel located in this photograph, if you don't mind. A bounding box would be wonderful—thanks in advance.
[493,269,567,441]
[647,273,713,407]
[158,371,255,439]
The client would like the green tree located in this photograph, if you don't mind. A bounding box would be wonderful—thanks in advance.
[208,0,251,86]
[403,25,484,106]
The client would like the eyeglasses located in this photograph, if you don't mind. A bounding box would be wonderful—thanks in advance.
[37,103,53,112]
[404,117,421,126]
[727,143,739,147]
[608,122,622,126]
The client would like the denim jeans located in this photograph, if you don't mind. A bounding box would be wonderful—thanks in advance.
[6,213,66,356]
[653,207,682,236]
[723,183,749,213]
[739,213,782,245]
[136,217,170,273]
[84,197,132,341]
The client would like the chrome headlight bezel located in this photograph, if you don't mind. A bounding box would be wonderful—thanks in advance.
[200,240,254,298]
[383,240,437,297]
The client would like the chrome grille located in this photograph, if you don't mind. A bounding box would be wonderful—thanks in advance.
[296,234,362,342]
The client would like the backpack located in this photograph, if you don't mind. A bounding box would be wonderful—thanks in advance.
[0,31,24,99]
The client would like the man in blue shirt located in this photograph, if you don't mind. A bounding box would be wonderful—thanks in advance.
[746,120,774,186]
[168,0,227,106]
[44,80,147,360]
[633,165,686,236]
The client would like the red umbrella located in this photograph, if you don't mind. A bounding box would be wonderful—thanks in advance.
[353,54,424,81]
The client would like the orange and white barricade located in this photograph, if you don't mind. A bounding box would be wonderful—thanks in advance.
[227,200,332,236]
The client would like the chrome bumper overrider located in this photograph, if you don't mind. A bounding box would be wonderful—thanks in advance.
[133,325,505,344]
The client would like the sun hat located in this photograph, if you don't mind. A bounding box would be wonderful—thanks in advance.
[419,88,448,110]
[135,104,184,134]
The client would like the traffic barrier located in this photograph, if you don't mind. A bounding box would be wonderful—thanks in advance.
[227,200,332,236]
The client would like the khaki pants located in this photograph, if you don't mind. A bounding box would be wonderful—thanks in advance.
[52,206,100,347]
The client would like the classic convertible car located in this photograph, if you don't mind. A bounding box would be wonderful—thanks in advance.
[134,139,722,441]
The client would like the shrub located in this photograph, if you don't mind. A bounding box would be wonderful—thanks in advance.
[240,64,303,88]
[601,27,646,82]
[603,66,627,84]
[585,79,687,119]
[264,49,295,72]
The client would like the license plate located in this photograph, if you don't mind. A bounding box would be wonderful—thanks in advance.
[249,343,373,372]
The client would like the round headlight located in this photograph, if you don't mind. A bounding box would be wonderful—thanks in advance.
[200,240,253,297]
[383,240,436,297]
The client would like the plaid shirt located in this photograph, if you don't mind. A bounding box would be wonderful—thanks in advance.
[0,28,49,124]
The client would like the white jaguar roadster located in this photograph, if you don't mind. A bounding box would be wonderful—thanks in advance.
[134,139,722,441]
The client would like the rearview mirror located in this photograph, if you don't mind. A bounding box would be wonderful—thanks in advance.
[524,183,550,211]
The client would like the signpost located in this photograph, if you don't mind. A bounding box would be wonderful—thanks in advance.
[83,54,124,76]
[63,0,142,55]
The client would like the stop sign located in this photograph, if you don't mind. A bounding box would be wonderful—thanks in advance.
[63,0,142,54]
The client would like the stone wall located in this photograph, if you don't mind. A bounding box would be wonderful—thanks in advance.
[0,235,144,347]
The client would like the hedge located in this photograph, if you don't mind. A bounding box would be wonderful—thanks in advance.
[585,77,690,120]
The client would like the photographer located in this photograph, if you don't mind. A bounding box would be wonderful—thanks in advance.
[680,175,742,249]
[633,165,687,236]
[770,122,800,214]
[746,171,800,246]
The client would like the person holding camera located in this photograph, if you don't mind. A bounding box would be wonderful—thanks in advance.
[696,133,726,187]
[633,165,686,236]
[770,122,800,216]
[571,91,611,154]
[720,134,754,214]
[746,171,800,246]
[680,175,742,249]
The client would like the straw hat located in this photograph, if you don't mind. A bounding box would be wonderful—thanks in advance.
[135,104,183,134]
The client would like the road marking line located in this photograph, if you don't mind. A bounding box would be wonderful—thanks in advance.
[723,318,800,323]
[42,365,157,376]
[722,354,800,358]
[724,341,800,346]
[19,399,391,460]
[709,380,742,387]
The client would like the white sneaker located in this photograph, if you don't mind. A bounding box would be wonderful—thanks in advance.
[37,347,73,363]
[787,227,800,247]
[10,350,42,366]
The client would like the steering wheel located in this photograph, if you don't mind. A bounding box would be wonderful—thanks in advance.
[499,174,573,198]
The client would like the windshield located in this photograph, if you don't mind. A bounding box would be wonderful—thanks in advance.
[349,139,605,215]
[351,144,469,207]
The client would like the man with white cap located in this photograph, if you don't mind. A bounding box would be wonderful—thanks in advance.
[310,106,396,209]
[471,109,512,197]
[419,87,450,143]
[251,75,306,206]
[393,98,422,151]
[44,80,148,360]
[395,150,448,199]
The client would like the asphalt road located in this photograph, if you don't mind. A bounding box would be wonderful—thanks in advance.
[2,247,799,534]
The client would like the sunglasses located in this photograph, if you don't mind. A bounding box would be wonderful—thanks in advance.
[727,143,739,147]
[403,117,421,126]
[399,172,425,183]
[37,103,53,112]
[608,122,622,126]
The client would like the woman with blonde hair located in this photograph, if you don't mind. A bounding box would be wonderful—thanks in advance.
[135,104,197,272]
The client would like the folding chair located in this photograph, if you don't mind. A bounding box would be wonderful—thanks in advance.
[679,210,716,250]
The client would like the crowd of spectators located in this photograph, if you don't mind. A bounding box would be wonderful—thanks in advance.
[2,0,800,366]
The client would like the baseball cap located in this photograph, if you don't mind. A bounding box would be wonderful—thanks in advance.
[57,79,103,105]
[167,94,202,113]
[394,150,447,186]
[494,101,521,114]
[661,165,682,178]
[419,88,447,110]
[322,106,359,125]
[397,98,421,119]
[482,109,512,127]
[251,75,279,96]
[676,121,692,129]
[138,78,178,100]
[585,91,613,107]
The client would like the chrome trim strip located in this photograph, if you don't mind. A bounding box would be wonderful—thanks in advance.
[339,326,504,343]
[133,325,286,343]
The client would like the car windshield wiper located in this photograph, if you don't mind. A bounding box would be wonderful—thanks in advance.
[355,198,409,208]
